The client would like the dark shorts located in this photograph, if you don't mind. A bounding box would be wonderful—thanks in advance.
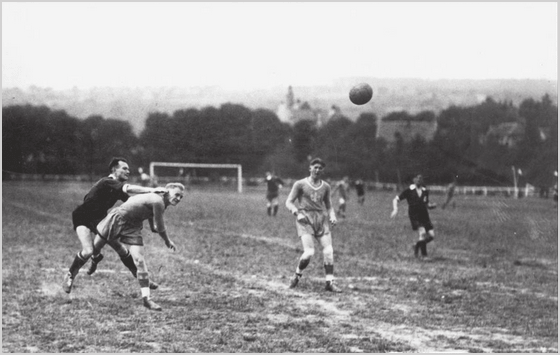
[266,191,279,201]
[409,208,433,231]
[72,209,101,234]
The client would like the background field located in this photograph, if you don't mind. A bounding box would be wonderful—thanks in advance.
[2,181,558,353]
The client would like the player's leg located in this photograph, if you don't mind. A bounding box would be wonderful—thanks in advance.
[266,196,272,216]
[417,227,430,257]
[63,226,95,293]
[319,232,341,293]
[289,233,315,288]
[129,245,161,311]
[272,197,279,216]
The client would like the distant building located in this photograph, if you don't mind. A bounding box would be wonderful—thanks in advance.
[484,121,525,147]
[276,86,331,126]
[375,114,438,143]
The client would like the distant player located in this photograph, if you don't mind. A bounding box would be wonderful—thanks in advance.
[62,157,165,294]
[138,167,151,187]
[391,174,436,259]
[285,158,341,293]
[332,176,350,218]
[354,179,366,206]
[554,183,558,208]
[265,171,284,216]
[441,177,457,210]
[85,183,184,311]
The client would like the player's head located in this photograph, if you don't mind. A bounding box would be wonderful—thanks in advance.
[109,157,130,182]
[309,158,326,178]
[413,174,424,185]
[164,182,185,206]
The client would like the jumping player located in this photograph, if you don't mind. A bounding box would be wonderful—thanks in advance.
[332,176,350,218]
[285,158,341,293]
[62,157,165,294]
[391,174,436,259]
[87,183,184,311]
[265,171,284,216]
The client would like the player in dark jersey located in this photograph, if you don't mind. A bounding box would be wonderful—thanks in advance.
[354,179,365,206]
[63,157,165,293]
[265,171,284,216]
[285,158,341,293]
[391,174,436,259]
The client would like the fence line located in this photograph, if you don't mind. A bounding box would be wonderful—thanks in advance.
[2,171,546,198]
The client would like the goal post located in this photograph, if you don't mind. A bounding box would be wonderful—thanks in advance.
[149,162,243,193]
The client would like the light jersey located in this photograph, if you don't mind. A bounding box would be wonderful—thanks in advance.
[291,177,331,212]
[114,193,167,229]
[335,181,349,199]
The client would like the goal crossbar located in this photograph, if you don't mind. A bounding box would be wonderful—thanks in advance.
[149,162,243,193]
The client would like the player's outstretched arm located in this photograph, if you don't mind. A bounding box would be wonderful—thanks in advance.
[125,184,166,195]
[390,196,399,218]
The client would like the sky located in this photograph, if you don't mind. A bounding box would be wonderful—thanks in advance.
[2,2,557,90]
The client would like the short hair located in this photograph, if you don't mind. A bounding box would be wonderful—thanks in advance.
[309,158,326,168]
[109,157,128,172]
[165,182,185,191]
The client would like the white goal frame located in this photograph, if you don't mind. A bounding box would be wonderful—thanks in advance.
[149,162,243,193]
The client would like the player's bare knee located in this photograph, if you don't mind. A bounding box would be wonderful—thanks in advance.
[302,248,315,260]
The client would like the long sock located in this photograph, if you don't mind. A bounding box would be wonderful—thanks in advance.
[420,241,428,256]
[297,258,310,273]
[324,264,334,282]
[137,271,150,298]
[120,251,138,277]
[69,252,89,277]
[273,205,278,216]
[267,207,271,216]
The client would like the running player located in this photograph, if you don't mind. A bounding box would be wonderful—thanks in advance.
[285,158,341,293]
[354,179,366,206]
[62,157,165,294]
[85,183,184,311]
[391,174,436,259]
[332,176,350,218]
[265,171,284,216]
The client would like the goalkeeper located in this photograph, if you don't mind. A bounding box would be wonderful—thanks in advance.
[391,174,436,259]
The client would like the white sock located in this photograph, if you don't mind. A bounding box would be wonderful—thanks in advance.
[141,287,150,298]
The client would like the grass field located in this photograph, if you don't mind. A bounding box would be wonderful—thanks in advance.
[2,181,558,353]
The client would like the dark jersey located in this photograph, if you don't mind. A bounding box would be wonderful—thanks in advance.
[73,177,129,225]
[355,181,365,196]
[266,176,284,193]
[398,185,432,231]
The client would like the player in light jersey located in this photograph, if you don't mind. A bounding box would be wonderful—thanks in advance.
[87,183,184,311]
[332,176,350,218]
[63,157,165,294]
[285,158,341,293]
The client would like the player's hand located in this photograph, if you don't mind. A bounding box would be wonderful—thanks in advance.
[296,212,308,224]
[329,217,337,227]
[166,240,177,251]
[153,187,167,194]
[390,210,398,218]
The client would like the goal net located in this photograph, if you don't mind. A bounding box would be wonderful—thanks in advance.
[149,162,243,193]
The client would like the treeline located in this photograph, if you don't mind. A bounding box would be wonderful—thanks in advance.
[2,95,557,186]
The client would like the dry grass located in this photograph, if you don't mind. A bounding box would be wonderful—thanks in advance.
[2,181,557,352]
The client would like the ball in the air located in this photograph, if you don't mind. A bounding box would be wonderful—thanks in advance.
[349,83,373,105]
